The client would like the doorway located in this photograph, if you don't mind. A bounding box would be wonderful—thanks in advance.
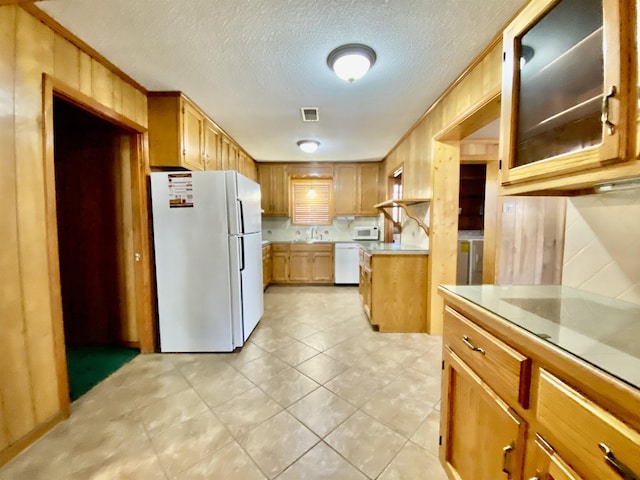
[53,97,139,400]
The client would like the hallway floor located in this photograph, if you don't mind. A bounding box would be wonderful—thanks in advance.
[0,286,447,479]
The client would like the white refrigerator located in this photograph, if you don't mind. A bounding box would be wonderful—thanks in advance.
[150,171,264,352]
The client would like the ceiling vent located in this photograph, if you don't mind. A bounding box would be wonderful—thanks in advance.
[301,107,319,122]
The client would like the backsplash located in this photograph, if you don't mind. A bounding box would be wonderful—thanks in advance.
[563,189,640,305]
[262,216,381,242]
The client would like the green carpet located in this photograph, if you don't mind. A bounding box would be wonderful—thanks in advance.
[66,346,139,401]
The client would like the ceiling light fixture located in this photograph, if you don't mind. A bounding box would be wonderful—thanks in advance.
[297,139,320,153]
[520,45,534,69]
[327,43,377,83]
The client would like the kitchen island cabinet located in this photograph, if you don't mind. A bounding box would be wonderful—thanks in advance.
[358,244,429,332]
[438,285,640,480]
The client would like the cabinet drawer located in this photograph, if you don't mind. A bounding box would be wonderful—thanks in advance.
[443,306,531,408]
[271,244,289,253]
[537,370,640,480]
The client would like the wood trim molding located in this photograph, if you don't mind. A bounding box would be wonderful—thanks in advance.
[42,73,156,418]
[47,74,147,133]
[0,411,67,468]
[42,74,71,417]
[21,3,147,93]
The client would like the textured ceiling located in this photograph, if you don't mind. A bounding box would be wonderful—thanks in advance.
[36,0,526,162]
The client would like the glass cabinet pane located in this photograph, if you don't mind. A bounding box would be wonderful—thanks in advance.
[515,0,604,167]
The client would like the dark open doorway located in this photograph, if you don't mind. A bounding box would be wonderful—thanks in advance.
[53,97,139,400]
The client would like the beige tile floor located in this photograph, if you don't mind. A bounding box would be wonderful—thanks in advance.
[0,285,448,480]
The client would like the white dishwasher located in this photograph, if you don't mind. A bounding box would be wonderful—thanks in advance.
[334,243,360,284]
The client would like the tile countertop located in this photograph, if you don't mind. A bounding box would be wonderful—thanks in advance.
[440,284,640,391]
[357,242,429,255]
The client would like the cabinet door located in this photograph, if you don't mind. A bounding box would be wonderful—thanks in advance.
[500,0,632,187]
[228,142,239,171]
[257,164,272,212]
[289,251,311,282]
[182,101,204,171]
[203,121,220,170]
[526,437,583,480]
[271,251,288,283]
[358,163,380,215]
[440,348,526,480]
[311,251,334,282]
[270,165,289,216]
[334,164,358,215]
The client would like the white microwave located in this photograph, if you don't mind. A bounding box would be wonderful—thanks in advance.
[352,226,379,240]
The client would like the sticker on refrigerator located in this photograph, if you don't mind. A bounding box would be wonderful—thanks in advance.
[168,173,194,208]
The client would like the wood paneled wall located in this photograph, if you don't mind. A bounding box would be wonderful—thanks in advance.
[497,197,566,285]
[382,42,503,334]
[0,5,148,465]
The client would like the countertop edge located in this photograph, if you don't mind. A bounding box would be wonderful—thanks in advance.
[437,285,640,430]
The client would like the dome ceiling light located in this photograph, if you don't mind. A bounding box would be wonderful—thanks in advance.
[297,139,320,153]
[327,43,377,83]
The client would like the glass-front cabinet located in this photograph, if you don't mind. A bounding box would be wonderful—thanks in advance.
[500,0,634,188]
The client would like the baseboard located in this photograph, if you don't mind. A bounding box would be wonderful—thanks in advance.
[0,410,69,468]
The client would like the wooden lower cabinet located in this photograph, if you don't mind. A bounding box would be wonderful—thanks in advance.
[527,436,582,480]
[438,293,640,480]
[359,250,428,332]
[271,244,289,283]
[270,243,334,284]
[441,348,526,480]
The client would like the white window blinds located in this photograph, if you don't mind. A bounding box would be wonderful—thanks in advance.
[290,178,333,225]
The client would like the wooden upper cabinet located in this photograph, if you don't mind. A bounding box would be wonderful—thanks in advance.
[203,120,221,171]
[148,91,254,173]
[148,93,204,170]
[182,100,205,170]
[334,163,380,216]
[500,0,634,190]
[358,163,380,215]
[334,164,358,215]
[258,164,289,215]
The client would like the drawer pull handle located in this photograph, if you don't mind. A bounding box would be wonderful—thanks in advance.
[599,443,638,480]
[462,335,485,355]
[502,443,514,478]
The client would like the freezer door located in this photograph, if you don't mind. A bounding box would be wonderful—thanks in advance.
[226,171,262,234]
[150,171,235,352]
[228,232,264,346]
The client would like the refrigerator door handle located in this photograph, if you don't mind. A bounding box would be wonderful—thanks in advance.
[236,199,245,234]
[239,236,246,272]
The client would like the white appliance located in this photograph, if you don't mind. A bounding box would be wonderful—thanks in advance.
[150,171,264,352]
[456,233,484,285]
[352,226,379,240]
[335,243,360,284]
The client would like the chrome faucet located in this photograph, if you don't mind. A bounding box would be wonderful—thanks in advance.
[309,226,317,240]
